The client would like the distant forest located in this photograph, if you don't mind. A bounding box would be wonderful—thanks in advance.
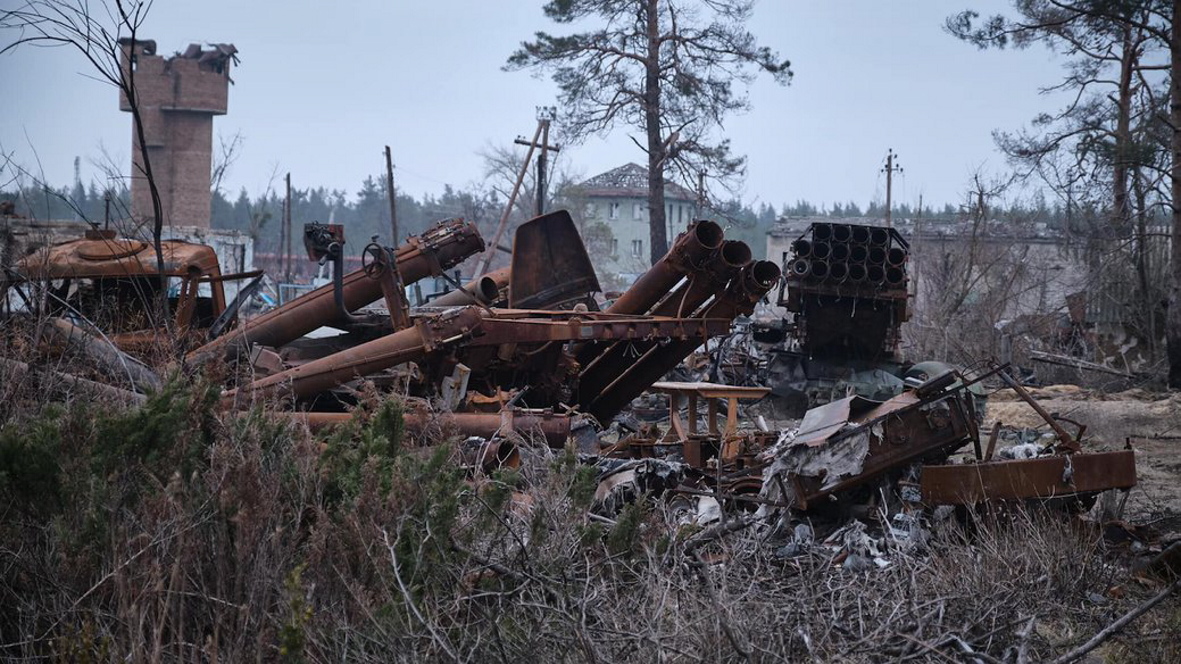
[2,174,1084,261]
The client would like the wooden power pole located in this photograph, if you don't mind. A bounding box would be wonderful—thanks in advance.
[479,108,560,274]
[384,146,399,245]
[283,172,292,282]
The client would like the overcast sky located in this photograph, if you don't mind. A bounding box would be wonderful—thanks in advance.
[1,1,1070,213]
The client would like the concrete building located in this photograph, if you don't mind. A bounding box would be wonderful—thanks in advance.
[118,39,237,229]
[573,163,697,283]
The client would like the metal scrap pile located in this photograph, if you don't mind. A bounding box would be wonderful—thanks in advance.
[2,212,1140,533]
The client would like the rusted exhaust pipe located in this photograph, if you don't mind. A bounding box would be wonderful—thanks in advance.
[224,306,486,406]
[190,218,485,365]
[606,219,723,316]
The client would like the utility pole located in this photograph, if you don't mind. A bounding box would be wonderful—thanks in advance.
[384,145,399,245]
[513,106,560,217]
[284,172,292,283]
[480,108,560,273]
[882,149,902,228]
[695,170,707,219]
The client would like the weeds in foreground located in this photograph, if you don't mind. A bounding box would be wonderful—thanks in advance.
[1,379,1177,662]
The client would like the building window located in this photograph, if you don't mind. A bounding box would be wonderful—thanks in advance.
[633,203,644,220]
[609,202,620,220]
[678,204,684,225]
[584,202,597,219]
[632,239,643,257]
[611,238,619,256]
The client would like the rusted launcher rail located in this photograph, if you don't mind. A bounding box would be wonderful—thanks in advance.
[224,307,733,405]
[188,218,485,365]
[574,219,782,426]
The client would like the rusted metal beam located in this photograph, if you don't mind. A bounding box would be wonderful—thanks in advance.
[920,449,1137,505]
[189,218,484,365]
[993,362,1080,452]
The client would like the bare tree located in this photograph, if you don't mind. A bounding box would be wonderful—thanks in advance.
[507,0,791,266]
[1,0,168,290]
[948,1,1181,386]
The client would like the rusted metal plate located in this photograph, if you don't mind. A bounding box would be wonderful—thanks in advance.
[509,210,600,309]
[920,449,1137,505]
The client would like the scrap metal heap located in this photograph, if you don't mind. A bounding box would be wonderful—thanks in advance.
[187,211,780,459]
[2,211,1138,521]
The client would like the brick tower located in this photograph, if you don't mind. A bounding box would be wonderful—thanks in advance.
[118,39,237,229]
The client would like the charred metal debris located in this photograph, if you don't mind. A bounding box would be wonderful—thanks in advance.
[2,216,1140,538]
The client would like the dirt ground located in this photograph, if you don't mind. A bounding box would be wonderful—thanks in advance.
[985,386,1181,520]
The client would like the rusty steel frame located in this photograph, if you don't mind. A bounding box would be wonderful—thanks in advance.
[920,449,1137,505]
[789,389,978,510]
[225,307,732,405]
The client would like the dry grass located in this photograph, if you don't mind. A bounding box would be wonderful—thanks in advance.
[1,363,1179,662]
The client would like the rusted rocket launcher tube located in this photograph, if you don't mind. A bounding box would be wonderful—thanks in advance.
[583,260,781,425]
[576,220,724,369]
[606,220,724,316]
[190,219,485,364]
[273,408,571,447]
[577,240,750,401]
[223,306,486,406]
[428,266,510,307]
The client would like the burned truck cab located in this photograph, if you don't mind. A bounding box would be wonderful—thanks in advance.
[3,230,255,354]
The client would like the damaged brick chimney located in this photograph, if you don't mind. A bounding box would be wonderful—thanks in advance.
[118,38,237,229]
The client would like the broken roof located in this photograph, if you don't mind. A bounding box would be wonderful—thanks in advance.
[575,163,696,202]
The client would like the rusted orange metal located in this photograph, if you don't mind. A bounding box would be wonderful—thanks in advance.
[582,260,781,425]
[6,231,232,351]
[189,218,484,365]
[226,306,732,405]
[508,210,600,309]
[576,240,751,402]
[604,219,724,317]
[920,449,1137,505]
[429,267,508,307]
